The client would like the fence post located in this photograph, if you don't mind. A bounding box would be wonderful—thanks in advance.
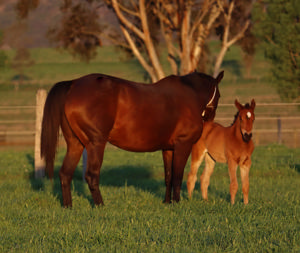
[277,117,282,144]
[35,89,47,179]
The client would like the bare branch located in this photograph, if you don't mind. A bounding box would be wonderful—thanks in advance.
[152,5,175,30]
[227,20,250,48]
[180,2,192,73]
[120,25,157,81]
[118,2,140,17]
[190,0,211,37]
[213,1,251,76]
[139,0,165,79]
[111,0,145,40]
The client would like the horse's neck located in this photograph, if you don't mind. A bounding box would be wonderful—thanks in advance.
[231,119,243,142]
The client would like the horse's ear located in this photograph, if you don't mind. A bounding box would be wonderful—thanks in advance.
[251,99,256,109]
[216,71,224,83]
[235,99,243,110]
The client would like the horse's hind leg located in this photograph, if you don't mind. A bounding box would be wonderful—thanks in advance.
[187,141,206,198]
[162,150,173,203]
[200,154,215,201]
[59,138,84,208]
[85,142,106,206]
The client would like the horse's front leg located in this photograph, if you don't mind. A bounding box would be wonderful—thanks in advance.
[172,144,193,202]
[187,141,206,198]
[240,158,251,205]
[85,142,106,206]
[228,159,238,204]
[162,150,173,203]
[200,154,215,201]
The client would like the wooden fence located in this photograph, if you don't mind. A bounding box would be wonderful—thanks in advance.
[0,90,299,178]
[0,95,299,148]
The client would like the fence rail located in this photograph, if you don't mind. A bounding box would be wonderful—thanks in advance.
[0,102,300,147]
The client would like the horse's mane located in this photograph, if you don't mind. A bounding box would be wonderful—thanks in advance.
[231,103,251,126]
[180,72,215,88]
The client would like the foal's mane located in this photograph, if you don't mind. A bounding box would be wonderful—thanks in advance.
[231,103,251,126]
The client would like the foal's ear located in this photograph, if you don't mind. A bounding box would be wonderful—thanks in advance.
[235,99,243,110]
[216,71,224,83]
[251,99,256,109]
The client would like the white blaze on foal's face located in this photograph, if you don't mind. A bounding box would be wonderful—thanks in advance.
[246,111,252,119]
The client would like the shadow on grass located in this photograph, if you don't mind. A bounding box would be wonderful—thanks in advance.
[27,154,47,192]
[28,161,165,207]
[189,183,232,204]
[292,164,300,173]
[100,165,165,198]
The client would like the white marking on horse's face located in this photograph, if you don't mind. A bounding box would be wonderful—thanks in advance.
[246,111,252,119]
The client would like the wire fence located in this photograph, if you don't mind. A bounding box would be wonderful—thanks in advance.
[0,102,300,148]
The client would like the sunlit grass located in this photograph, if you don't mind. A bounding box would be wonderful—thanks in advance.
[0,145,299,252]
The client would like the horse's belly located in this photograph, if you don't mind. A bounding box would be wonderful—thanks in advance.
[108,127,171,152]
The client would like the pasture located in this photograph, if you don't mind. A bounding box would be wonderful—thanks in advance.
[0,145,299,252]
[0,45,299,251]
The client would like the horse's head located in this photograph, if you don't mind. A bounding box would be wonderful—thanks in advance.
[202,71,224,121]
[235,99,256,143]
[180,70,224,121]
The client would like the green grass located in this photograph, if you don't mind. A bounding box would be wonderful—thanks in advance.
[0,145,299,252]
[0,45,281,106]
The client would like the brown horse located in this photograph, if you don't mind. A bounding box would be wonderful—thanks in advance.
[41,71,224,207]
[187,99,255,204]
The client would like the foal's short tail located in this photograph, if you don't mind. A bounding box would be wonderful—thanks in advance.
[41,81,72,179]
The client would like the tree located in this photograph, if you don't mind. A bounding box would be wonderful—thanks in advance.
[104,0,251,81]
[47,1,103,62]
[253,0,300,101]
[213,0,253,77]
[16,0,252,82]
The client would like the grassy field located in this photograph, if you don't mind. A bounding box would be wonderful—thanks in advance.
[0,45,280,105]
[0,44,299,251]
[0,45,285,109]
[0,145,299,252]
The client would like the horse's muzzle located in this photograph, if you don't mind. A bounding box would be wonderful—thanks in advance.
[242,132,252,143]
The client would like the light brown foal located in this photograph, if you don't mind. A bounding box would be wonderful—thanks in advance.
[187,99,255,204]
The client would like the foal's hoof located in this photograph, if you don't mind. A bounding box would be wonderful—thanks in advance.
[63,204,72,209]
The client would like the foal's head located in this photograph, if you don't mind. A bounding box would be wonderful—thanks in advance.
[235,99,256,142]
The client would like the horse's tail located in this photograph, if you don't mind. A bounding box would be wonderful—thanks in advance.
[41,81,72,179]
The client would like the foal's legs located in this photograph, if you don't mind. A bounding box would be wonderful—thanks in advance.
[187,141,206,198]
[85,142,106,206]
[240,159,251,204]
[200,154,215,201]
[228,159,238,204]
[59,138,84,208]
[162,150,173,203]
